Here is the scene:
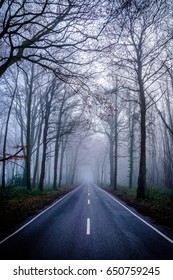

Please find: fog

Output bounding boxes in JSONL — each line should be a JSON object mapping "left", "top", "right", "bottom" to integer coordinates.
{"left": 0, "top": 0, "right": 173, "bottom": 200}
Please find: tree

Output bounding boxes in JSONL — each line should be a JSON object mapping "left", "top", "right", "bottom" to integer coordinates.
{"left": 128, "top": 100, "right": 137, "bottom": 189}
{"left": 39, "top": 77, "right": 56, "bottom": 191}
{"left": 94, "top": 78, "right": 126, "bottom": 190}
{"left": 0, "top": 68, "right": 19, "bottom": 190}
{"left": 106, "top": 0, "right": 170, "bottom": 198}
{"left": 0, "top": 0, "right": 107, "bottom": 79}
{"left": 155, "top": 58, "right": 173, "bottom": 188}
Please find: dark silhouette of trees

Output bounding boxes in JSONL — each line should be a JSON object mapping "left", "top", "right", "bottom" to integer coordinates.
{"left": 1, "top": 0, "right": 173, "bottom": 200}
{"left": 105, "top": 0, "right": 171, "bottom": 198}
{"left": 0, "top": 0, "right": 101, "bottom": 78}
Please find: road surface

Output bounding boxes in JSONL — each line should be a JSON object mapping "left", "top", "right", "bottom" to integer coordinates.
{"left": 0, "top": 184, "right": 173, "bottom": 260}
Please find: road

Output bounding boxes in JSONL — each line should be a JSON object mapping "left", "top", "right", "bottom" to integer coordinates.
{"left": 0, "top": 184, "right": 173, "bottom": 260}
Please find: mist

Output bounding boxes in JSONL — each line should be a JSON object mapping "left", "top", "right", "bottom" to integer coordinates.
{"left": 0, "top": 0, "right": 172, "bottom": 197}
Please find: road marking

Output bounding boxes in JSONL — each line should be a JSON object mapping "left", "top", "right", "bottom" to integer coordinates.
{"left": 95, "top": 185, "right": 173, "bottom": 245}
{"left": 88, "top": 192, "right": 90, "bottom": 196}
{"left": 88, "top": 199, "right": 90, "bottom": 205}
{"left": 0, "top": 186, "right": 82, "bottom": 245}
{"left": 86, "top": 218, "right": 90, "bottom": 235}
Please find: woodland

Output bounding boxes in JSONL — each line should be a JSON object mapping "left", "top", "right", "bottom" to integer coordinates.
{"left": 0, "top": 0, "right": 173, "bottom": 209}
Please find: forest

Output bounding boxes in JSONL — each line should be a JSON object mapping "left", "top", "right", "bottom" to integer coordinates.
{"left": 0, "top": 0, "right": 173, "bottom": 229}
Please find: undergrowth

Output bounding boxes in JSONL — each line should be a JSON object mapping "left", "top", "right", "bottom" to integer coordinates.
{"left": 106, "top": 185, "right": 173, "bottom": 229}
{"left": 0, "top": 186, "right": 73, "bottom": 239}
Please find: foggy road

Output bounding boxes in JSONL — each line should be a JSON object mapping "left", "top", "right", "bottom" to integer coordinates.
{"left": 0, "top": 184, "right": 173, "bottom": 260}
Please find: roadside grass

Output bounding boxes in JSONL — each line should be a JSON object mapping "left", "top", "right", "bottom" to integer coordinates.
{"left": 0, "top": 186, "right": 74, "bottom": 240}
{"left": 1, "top": 184, "right": 173, "bottom": 240}
{"left": 105, "top": 186, "right": 173, "bottom": 230}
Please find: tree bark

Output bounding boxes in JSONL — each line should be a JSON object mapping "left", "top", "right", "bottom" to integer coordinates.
{"left": 109, "top": 125, "right": 114, "bottom": 187}
{"left": 128, "top": 104, "right": 135, "bottom": 189}
{"left": 137, "top": 106, "right": 146, "bottom": 198}
{"left": 26, "top": 66, "right": 34, "bottom": 190}
{"left": 39, "top": 82, "right": 55, "bottom": 191}
{"left": 59, "top": 137, "right": 67, "bottom": 188}
{"left": 137, "top": 60, "right": 146, "bottom": 199}
{"left": 113, "top": 92, "right": 118, "bottom": 190}
{"left": 1, "top": 83, "right": 17, "bottom": 190}
{"left": 53, "top": 92, "right": 66, "bottom": 189}
{"left": 32, "top": 116, "right": 43, "bottom": 188}
{"left": 70, "top": 142, "right": 80, "bottom": 185}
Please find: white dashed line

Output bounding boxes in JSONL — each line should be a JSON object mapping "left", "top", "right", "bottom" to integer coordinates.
{"left": 86, "top": 218, "right": 90, "bottom": 235}
{"left": 88, "top": 199, "right": 90, "bottom": 205}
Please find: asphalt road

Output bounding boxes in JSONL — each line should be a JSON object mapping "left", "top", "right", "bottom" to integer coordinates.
{"left": 0, "top": 184, "right": 173, "bottom": 260}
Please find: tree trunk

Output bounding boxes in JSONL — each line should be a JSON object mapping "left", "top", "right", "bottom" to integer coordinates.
{"left": 1, "top": 85, "right": 16, "bottom": 191}
{"left": 26, "top": 98, "right": 31, "bottom": 190}
{"left": 15, "top": 94, "right": 26, "bottom": 186}
{"left": 39, "top": 82, "right": 55, "bottom": 191}
{"left": 137, "top": 106, "right": 146, "bottom": 198}
{"left": 32, "top": 118, "right": 43, "bottom": 188}
{"left": 129, "top": 105, "right": 135, "bottom": 189}
{"left": 53, "top": 138, "right": 60, "bottom": 189}
{"left": 53, "top": 91, "right": 66, "bottom": 189}
{"left": 70, "top": 141, "right": 81, "bottom": 185}
{"left": 109, "top": 137, "right": 114, "bottom": 186}
{"left": 26, "top": 65, "right": 34, "bottom": 190}
{"left": 136, "top": 54, "right": 147, "bottom": 199}
{"left": 113, "top": 92, "right": 118, "bottom": 190}
{"left": 59, "top": 137, "right": 67, "bottom": 188}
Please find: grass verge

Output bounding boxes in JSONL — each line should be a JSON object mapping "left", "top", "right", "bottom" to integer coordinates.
{"left": 104, "top": 186, "right": 173, "bottom": 230}
{"left": 0, "top": 186, "right": 75, "bottom": 240}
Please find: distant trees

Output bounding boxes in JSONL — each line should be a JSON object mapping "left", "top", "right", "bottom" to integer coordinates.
{"left": 94, "top": 77, "right": 127, "bottom": 190}
{"left": 93, "top": 139, "right": 109, "bottom": 186}
{"left": 155, "top": 57, "right": 173, "bottom": 188}
{"left": 0, "top": 65, "right": 91, "bottom": 190}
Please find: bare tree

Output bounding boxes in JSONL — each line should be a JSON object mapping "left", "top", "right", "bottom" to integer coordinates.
{"left": 0, "top": 0, "right": 107, "bottom": 80}
{"left": 106, "top": 0, "right": 171, "bottom": 198}
{"left": 0, "top": 68, "right": 19, "bottom": 190}
{"left": 39, "top": 77, "right": 56, "bottom": 191}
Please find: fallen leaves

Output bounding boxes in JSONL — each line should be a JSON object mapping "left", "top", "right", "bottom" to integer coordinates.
{"left": 0, "top": 187, "right": 73, "bottom": 240}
